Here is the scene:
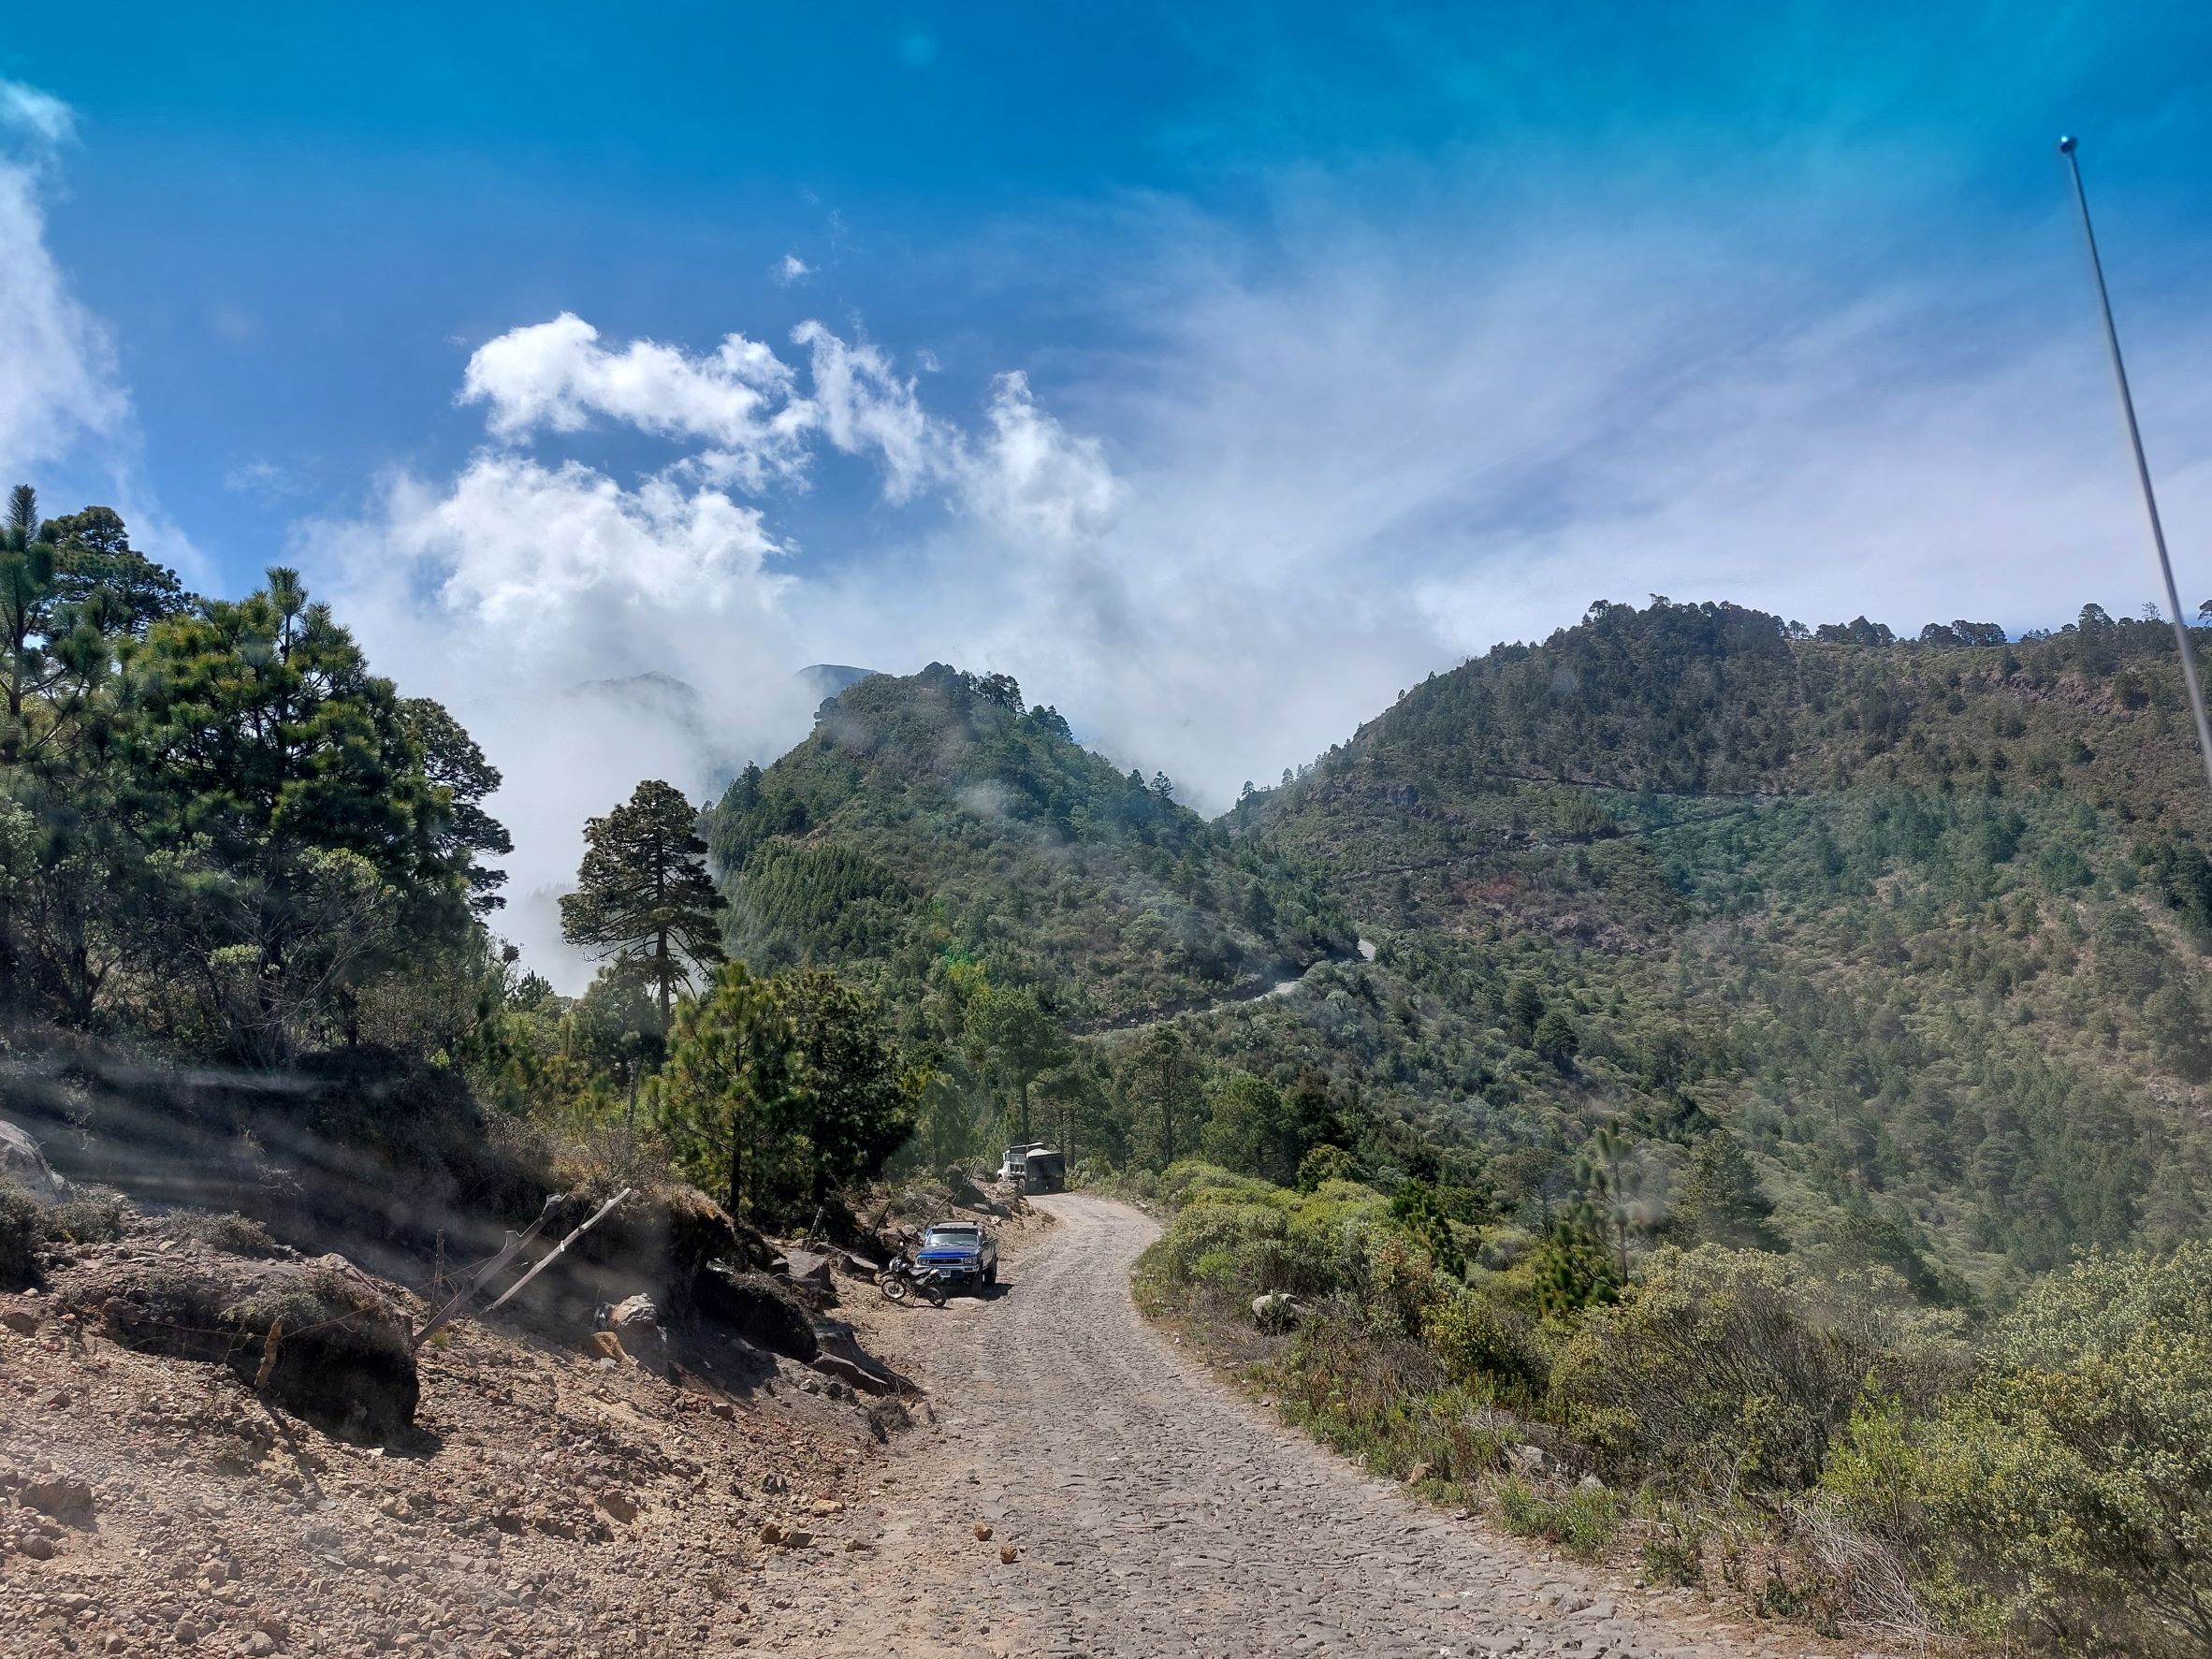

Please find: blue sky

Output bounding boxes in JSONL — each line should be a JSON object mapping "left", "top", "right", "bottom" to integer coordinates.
{"left": 6, "top": 3, "right": 2212, "bottom": 975}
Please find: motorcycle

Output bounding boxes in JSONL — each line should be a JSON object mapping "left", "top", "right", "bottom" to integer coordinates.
{"left": 877, "top": 1251, "right": 948, "bottom": 1307}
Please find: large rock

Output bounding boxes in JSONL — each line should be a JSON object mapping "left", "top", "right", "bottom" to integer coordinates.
{"left": 694, "top": 1263, "right": 818, "bottom": 1361}
{"left": 1251, "top": 1292, "right": 1302, "bottom": 1332}
{"left": 59, "top": 1249, "right": 419, "bottom": 1442}
{"left": 0, "top": 1116, "right": 67, "bottom": 1201}
{"left": 776, "top": 1247, "right": 837, "bottom": 1306}
{"left": 811, "top": 1319, "right": 912, "bottom": 1397}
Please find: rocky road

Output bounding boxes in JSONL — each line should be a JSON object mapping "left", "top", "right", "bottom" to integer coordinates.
{"left": 755, "top": 1194, "right": 1838, "bottom": 1659}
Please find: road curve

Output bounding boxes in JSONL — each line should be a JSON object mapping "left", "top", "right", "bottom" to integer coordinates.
{"left": 753, "top": 1195, "right": 1826, "bottom": 1658}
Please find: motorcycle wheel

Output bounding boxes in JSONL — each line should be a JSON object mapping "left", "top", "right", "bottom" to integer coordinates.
{"left": 919, "top": 1279, "right": 948, "bottom": 1308}
{"left": 879, "top": 1275, "right": 910, "bottom": 1303}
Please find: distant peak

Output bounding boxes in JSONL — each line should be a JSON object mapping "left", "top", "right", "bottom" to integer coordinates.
{"left": 570, "top": 671, "right": 702, "bottom": 706}
{"left": 795, "top": 663, "right": 879, "bottom": 701}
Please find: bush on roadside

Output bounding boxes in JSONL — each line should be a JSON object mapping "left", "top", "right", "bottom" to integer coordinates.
{"left": 167, "top": 1211, "right": 289, "bottom": 1258}
{"left": 1823, "top": 1244, "right": 2212, "bottom": 1656}
{"left": 1549, "top": 1245, "right": 1954, "bottom": 1500}
{"left": 1495, "top": 1476, "right": 1623, "bottom": 1558}
{"left": 1421, "top": 1284, "right": 1546, "bottom": 1404}
{"left": 0, "top": 1181, "right": 38, "bottom": 1288}
{"left": 1136, "top": 1165, "right": 1394, "bottom": 1319}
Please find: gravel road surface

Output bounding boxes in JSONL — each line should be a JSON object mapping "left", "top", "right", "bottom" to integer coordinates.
{"left": 753, "top": 1194, "right": 1841, "bottom": 1658}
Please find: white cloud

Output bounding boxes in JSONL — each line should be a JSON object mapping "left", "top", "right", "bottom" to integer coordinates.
{"left": 792, "top": 321, "right": 945, "bottom": 502}
{"left": 0, "top": 80, "right": 202, "bottom": 581}
{"left": 460, "top": 312, "right": 816, "bottom": 490}
{"left": 225, "top": 458, "right": 311, "bottom": 500}
{"left": 0, "top": 80, "right": 75, "bottom": 147}
{"left": 963, "top": 371, "right": 1119, "bottom": 547}
{"left": 303, "top": 450, "right": 813, "bottom": 989}
{"left": 0, "top": 84, "right": 126, "bottom": 472}
{"left": 374, "top": 455, "right": 788, "bottom": 646}
{"left": 771, "top": 253, "right": 812, "bottom": 285}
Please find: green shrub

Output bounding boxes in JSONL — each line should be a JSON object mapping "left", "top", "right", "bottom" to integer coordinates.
{"left": 1296, "top": 1144, "right": 1357, "bottom": 1191}
{"left": 1640, "top": 1530, "right": 1704, "bottom": 1588}
{"left": 1825, "top": 1245, "right": 2212, "bottom": 1655}
{"left": 1363, "top": 1230, "right": 1442, "bottom": 1336}
{"left": 1494, "top": 1476, "right": 1623, "bottom": 1559}
{"left": 1550, "top": 1245, "right": 1951, "bottom": 1500}
{"left": 0, "top": 1182, "right": 38, "bottom": 1288}
{"left": 1138, "top": 1173, "right": 1390, "bottom": 1317}
{"left": 0, "top": 1181, "right": 127, "bottom": 1288}
{"left": 45, "top": 1187, "right": 126, "bottom": 1245}
{"left": 1420, "top": 1285, "right": 1545, "bottom": 1403}
{"left": 168, "top": 1211, "right": 285, "bottom": 1258}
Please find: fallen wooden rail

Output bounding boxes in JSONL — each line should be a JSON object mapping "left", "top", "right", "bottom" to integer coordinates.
{"left": 411, "top": 1187, "right": 633, "bottom": 1350}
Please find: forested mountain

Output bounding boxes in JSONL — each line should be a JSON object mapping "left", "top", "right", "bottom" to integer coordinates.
{"left": 701, "top": 662, "right": 1352, "bottom": 1024}
{"left": 1253, "top": 596, "right": 2212, "bottom": 920}
{"left": 1199, "top": 598, "right": 2212, "bottom": 1291}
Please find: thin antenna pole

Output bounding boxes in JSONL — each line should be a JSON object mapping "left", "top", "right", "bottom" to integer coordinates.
{"left": 2058, "top": 134, "right": 2212, "bottom": 793}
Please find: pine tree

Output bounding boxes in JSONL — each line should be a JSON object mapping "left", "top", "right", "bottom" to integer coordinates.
{"left": 560, "top": 779, "right": 725, "bottom": 1031}
{"left": 656, "top": 962, "right": 801, "bottom": 1219}
{"left": 963, "top": 983, "right": 1066, "bottom": 1144}
{"left": 781, "top": 968, "right": 914, "bottom": 1203}
{"left": 0, "top": 487, "right": 59, "bottom": 766}
{"left": 1669, "top": 1128, "right": 1783, "bottom": 1252}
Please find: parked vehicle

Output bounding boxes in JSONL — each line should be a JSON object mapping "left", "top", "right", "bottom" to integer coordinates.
{"left": 914, "top": 1220, "right": 999, "bottom": 1288}
{"left": 877, "top": 1252, "right": 948, "bottom": 1306}
{"left": 997, "top": 1142, "right": 1067, "bottom": 1193}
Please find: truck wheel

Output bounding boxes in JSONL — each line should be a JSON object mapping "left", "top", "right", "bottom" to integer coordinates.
{"left": 984, "top": 1262, "right": 998, "bottom": 1288}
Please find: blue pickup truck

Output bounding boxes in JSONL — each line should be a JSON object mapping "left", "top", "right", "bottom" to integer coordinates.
{"left": 914, "top": 1220, "right": 999, "bottom": 1289}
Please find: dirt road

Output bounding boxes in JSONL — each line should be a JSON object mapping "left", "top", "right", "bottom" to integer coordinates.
{"left": 754, "top": 1195, "right": 1830, "bottom": 1658}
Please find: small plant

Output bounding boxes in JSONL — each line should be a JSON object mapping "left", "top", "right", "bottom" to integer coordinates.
{"left": 169, "top": 1212, "right": 285, "bottom": 1258}
{"left": 0, "top": 1181, "right": 39, "bottom": 1288}
{"left": 1642, "top": 1534, "right": 1703, "bottom": 1588}
{"left": 1493, "top": 1477, "right": 1624, "bottom": 1560}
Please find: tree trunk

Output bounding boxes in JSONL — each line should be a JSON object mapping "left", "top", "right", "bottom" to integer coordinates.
{"left": 657, "top": 924, "right": 672, "bottom": 1032}
{"left": 726, "top": 1109, "right": 743, "bottom": 1220}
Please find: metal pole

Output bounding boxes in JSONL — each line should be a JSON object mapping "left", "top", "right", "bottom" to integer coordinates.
{"left": 2058, "top": 135, "right": 2212, "bottom": 793}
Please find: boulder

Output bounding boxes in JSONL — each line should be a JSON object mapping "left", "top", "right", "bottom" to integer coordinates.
{"left": 0, "top": 1117, "right": 67, "bottom": 1201}
{"left": 608, "top": 1293, "right": 658, "bottom": 1332}
{"left": 810, "top": 1352, "right": 892, "bottom": 1396}
{"left": 776, "top": 1248, "right": 837, "bottom": 1306}
{"left": 21, "top": 1475, "right": 95, "bottom": 1523}
{"left": 1251, "top": 1292, "right": 1302, "bottom": 1332}
{"left": 943, "top": 1165, "right": 990, "bottom": 1207}
{"left": 59, "top": 1251, "right": 418, "bottom": 1442}
{"left": 694, "top": 1263, "right": 818, "bottom": 1361}
{"left": 811, "top": 1319, "right": 911, "bottom": 1396}
{"left": 1505, "top": 1443, "right": 1551, "bottom": 1477}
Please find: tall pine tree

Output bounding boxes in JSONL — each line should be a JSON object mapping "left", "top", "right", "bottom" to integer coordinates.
{"left": 560, "top": 779, "right": 725, "bottom": 1030}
